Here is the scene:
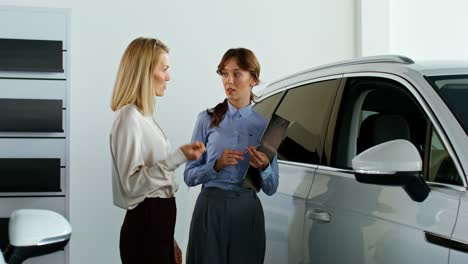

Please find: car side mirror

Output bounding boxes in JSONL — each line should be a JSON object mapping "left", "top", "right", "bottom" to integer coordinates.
{"left": 352, "top": 139, "right": 430, "bottom": 202}
{"left": 3, "top": 209, "right": 72, "bottom": 264}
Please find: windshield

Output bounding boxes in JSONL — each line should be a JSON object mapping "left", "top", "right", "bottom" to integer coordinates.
{"left": 428, "top": 75, "right": 468, "bottom": 135}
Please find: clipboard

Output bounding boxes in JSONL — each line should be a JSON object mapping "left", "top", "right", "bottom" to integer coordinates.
{"left": 242, "top": 114, "right": 290, "bottom": 192}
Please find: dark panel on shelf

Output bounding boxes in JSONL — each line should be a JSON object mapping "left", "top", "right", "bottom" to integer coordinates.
{"left": 0, "top": 218, "right": 8, "bottom": 251}
{"left": 0, "top": 38, "right": 63, "bottom": 73}
{"left": 0, "top": 159, "right": 61, "bottom": 192}
{"left": 0, "top": 99, "right": 63, "bottom": 132}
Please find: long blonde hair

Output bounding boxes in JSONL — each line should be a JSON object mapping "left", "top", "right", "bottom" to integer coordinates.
{"left": 111, "top": 37, "right": 169, "bottom": 116}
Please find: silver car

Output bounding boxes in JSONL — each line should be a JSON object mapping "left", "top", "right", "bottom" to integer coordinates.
{"left": 254, "top": 55, "right": 468, "bottom": 264}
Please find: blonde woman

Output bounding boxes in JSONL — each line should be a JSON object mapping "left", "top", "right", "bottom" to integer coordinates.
{"left": 110, "top": 37, "right": 205, "bottom": 264}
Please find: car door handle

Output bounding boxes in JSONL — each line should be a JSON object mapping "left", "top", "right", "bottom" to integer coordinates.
{"left": 307, "top": 209, "right": 331, "bottom": 223}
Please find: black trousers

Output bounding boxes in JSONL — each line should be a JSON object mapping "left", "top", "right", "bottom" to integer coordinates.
{"left": 120, "top": 197, "right": 176, "bottom": 264}
{"left": 186, "top": 187, "right": 265, "bottom": 264}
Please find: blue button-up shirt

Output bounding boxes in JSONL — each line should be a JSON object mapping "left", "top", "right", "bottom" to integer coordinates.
{"left": 184, "top": 101, "right": 279, "bottom": 195}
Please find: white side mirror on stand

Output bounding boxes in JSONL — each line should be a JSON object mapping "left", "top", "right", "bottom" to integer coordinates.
{"left": 0, "top": 209, "right": 72, "bottom": 264}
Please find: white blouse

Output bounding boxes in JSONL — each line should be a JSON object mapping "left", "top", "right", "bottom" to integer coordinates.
{"left": 110, "top": 104, "right": 187, "bottom": 209}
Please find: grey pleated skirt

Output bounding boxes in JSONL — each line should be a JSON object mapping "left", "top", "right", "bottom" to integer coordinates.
{"left": 186, "top": 187, "right": 265, "bottom": 264}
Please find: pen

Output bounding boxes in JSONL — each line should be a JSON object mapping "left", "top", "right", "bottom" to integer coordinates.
{"left": 242, "top": 144, "right": 261, "bottom": 155}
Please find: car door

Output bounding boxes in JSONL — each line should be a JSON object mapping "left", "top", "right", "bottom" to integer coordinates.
{"left": 426, "top": 74, "right": 468, "bottom": 263}
{"left": 450, "top": 191, "right": 468, "bottom": 264}
{"left": 254, "top": 78, "right": 341, "bottom": 264}
{"left": 304, "top": 75, "right": 464, "bottom": 264}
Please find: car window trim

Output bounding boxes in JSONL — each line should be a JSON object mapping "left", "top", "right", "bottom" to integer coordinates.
{"left": 341, "top": 72, "right": 467, "bottom": 188}
{"left": 426, "top": 182, "right": 467, "bottom": 192}
{"left": 278, "top": 159, "right": 318, "bottom": 170}
{"left": 315, "top": 164, "right": 467, "bottom": 192}
{"left": 259, "top": 74, "right": 343, "bottom": 100}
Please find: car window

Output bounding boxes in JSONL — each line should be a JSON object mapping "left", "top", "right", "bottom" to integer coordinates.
{"left": 330, "top": 77, "right": 463, "bottom": 186}
{"left": 271, "top": 79, "right": 340, "bottom": 165}
{"left": 427, "top": 75, "right": 468, "bottom": 135}
{"left": 427, "top": 128, "right": 462, "bottom": 185}
{"left": 253, "top": 92, "right": 284, "bottom": 120}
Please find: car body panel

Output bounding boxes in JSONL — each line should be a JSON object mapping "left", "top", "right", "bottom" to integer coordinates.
{"left": 260, "top": 162, "right": 316, "bottom": 264}
{"left": 449, "top": 191, "right": 468, "bottom": 264}
{"left": 305, "top": 167, "right": 460, "bottom": 263}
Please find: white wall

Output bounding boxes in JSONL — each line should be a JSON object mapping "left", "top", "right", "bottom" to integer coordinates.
{"left": 0, "top": 0, "right": 355, "bottom": 263}
{"left": 358, "top": 0, "right": 468, "bottom": 60}
{"left": 358, "top": 0, "right": 390, "bottom": 56}
{"left": 390, "top": 0, "right": 468, "bottom": 60}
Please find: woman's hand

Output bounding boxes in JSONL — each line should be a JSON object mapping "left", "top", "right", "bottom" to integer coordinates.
{"left": 214, "top": 149, "right": 244, "bottom": 172}
{"left": 180, "top": 141, "right": 206, "bottom": 160}
{"left": 174, "top": 239, "right": 182, "bottom": 264}
{"left": 247, "top": 145, "right": 269, "bottom": 170}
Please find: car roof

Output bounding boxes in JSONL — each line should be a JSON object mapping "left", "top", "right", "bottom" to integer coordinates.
{"left": 258, "top": 55, "right": 468, "bottom": 97}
